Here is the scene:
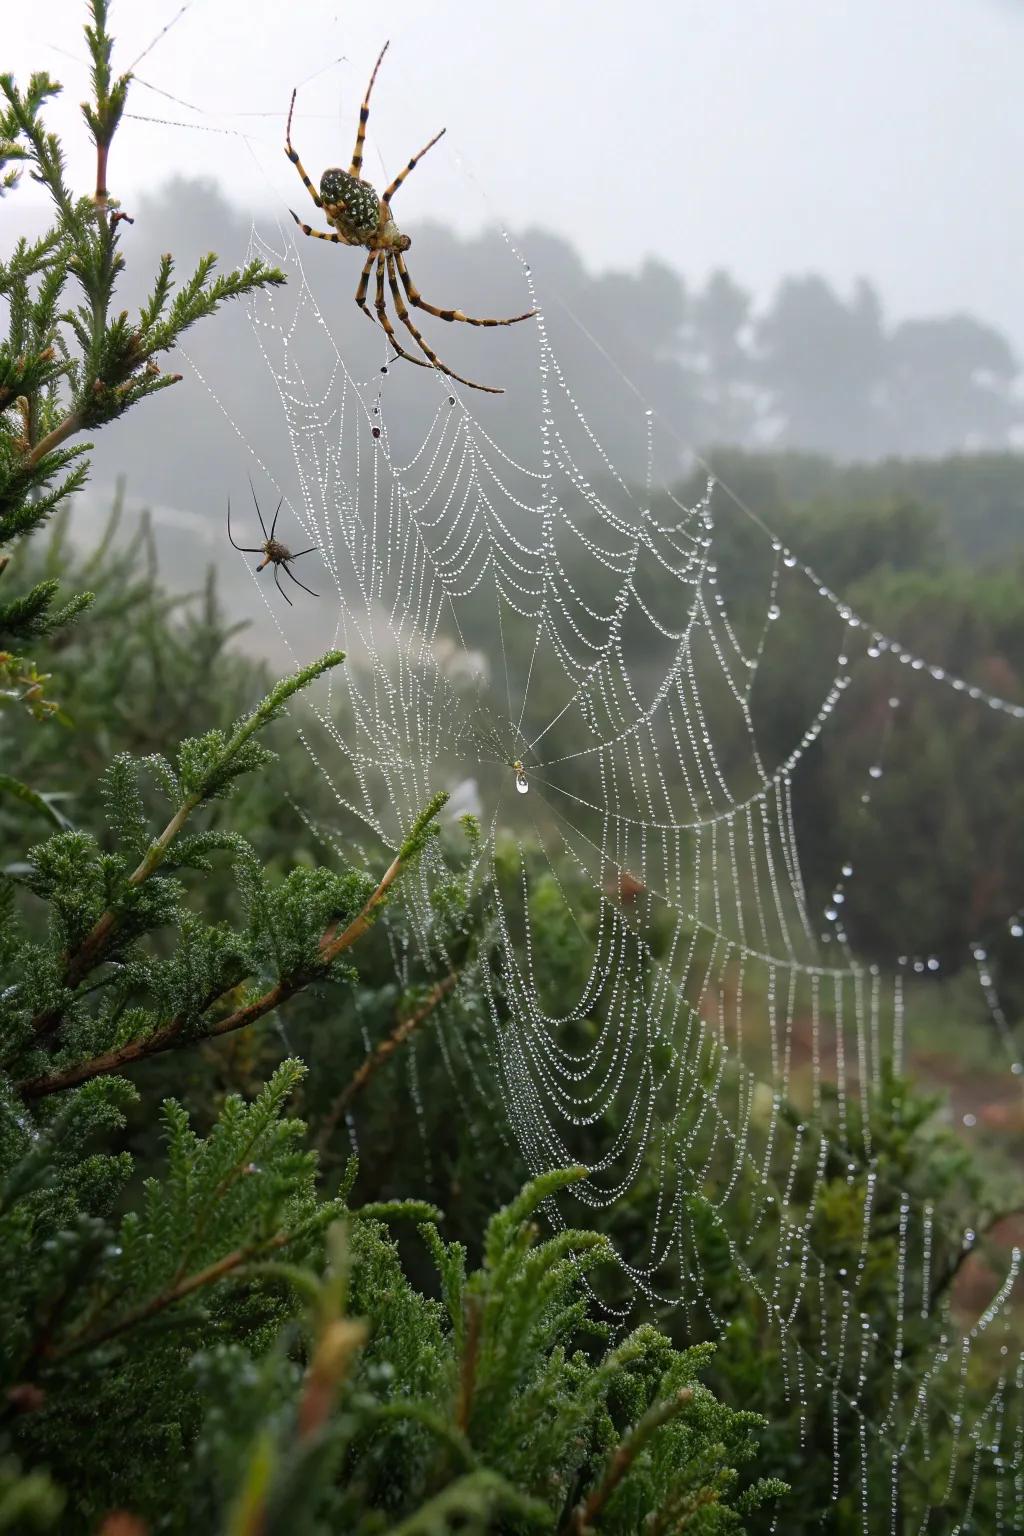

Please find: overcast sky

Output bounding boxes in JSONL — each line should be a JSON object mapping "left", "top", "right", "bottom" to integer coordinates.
{"left": 5, "top": 0, "right": 1023, "bottom": 354}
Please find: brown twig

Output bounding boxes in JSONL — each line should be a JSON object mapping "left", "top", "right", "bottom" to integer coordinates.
{"left": 20, "top": 833, "right": 430, "bottom": 1098}
{"left": 646, "top": 1484, "right": 719, "bottom": 1536}
{"left": 457, "top": 1294, "right": 483, "bottom": 1434}
{"left": 31, "top": 793, "right": 202, "bottom": 1037}
{"left": 318, "top": 849, "right": 405, "bottom": 962}
{"left": 296, "top": 1317, "right": 367, "bottom": 1441}
{"left": 563, "top": 1389, "right": 693, "bottom": 1535}
{"left": 51, "top": 1227, "right": 294, "bottom": 1360}
{"left": 316, "top": 972, "right": 458, "bottom": 1152}
{"left": 23, "top": 409, "right": 86, "bottom": 471}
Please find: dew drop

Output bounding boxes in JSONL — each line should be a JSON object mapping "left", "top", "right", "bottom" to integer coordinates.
{"left": 767, "top": 603, "right": 780, "bottom": 621}
{"left": 868, "top": 764, "right": 883, "bottom": 779}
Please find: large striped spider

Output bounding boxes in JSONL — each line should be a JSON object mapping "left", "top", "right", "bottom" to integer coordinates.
{"left": 286, "top": 42, "right": 537, "bottom": 395}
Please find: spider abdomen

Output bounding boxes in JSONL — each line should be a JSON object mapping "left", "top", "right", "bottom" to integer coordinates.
{"left": 320, "top": 168, "right": 381, "bottom": 242}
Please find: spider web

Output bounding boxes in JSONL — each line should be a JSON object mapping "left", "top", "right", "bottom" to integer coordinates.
{"left": 185, "top": 219, "right": 1024, "bottom": 1532}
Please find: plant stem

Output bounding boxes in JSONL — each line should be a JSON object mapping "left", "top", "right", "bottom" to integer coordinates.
{"left": 563, "top": 1389, "right": 693, "bottom": 1535}
{"left": 457, "top": 1294, "right": 482, "bottom": 1434}
{"left": 31, "top": 793, "right": 202, "bottom": 1036}
{"left": 20, "top": 820, "right": 441, "bottom": 1097}
{"left": 318, "top": 850, "right": 405, "bottom": 963}
{"left": 53, "top": 1228, "right": 294, "bottom": 1359}
{"left": 315, "top": 972, "right": 458, "bottom": 1151}
{"left": 24, "top": 410, "right": 85, "bottom": 470}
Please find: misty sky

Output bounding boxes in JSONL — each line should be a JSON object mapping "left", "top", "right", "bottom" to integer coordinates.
{"left": 6, "top": 0, "right": 1024, "bottom": 358}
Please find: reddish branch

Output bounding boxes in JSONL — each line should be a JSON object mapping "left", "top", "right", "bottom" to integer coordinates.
{"left": 316, "top": 971, "right": 458, "bottom": 1151}
{"left": 564, "top": 1389, "right": 694, "bottom": 1535}
{"left": 31, "top": 795, "right": 202, "bottom": 1037}
{"left": 52, "top": 1227, "right": 295, "bottom": 1360}
{"left": 20, "top": 841, "right": 424, "bottom": 1099}
{"left": 457, "top": 1294, "right": 483, "bottom": 1435}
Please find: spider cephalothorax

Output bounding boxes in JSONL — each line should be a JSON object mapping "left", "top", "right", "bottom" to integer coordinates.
{"left": 286, "top": 42, "right": 537, "bottom": 394}
{"left": 227, "top": 484, "right": 318, "bottom": 607}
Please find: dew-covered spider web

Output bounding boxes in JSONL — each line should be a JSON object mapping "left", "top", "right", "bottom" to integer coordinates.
{"left": 184, "top": 215, "right": 1024, "bottom": 1533}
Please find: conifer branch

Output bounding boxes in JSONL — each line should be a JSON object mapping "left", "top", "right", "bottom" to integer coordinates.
{"left": 645, "top": 1483, "right": 720, "bottom": 1536}
{"left": 1, "top": 8, "right": 285, "bottom": 658}
{"left": 318, "top": 790, "right": 449, "bottom": 963}
{"left": 53, "top": 1226, "right": 297, "bottom": 1359}
{"left": 29, "top": 652, "right": 344, "bottom": 1038}
{"left": 564, "top": 1388, "right": 694, "bottom": 1535}
{"left": 457, "top": 1294, "right": 483, "bottom": 1434}
{"left": 19, "top": 787, "right": 449, "bottom": 1096}
{"left": 315, "top": 971, "right": 459, "bottom": 1151}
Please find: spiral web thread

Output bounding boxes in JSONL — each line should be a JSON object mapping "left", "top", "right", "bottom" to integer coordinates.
{"left": 192, "top": 221, "right": 1024, "bottom": 1531}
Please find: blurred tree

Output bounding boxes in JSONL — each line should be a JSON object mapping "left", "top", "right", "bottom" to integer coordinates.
{"left": 755, "top": 276, "right": 887, "bottom": 459}
{"left": 689, "top": 268, "right": 758, "bottom": 445}
{"left": 885, "top": 314, "right": 1022, "bottom": 456}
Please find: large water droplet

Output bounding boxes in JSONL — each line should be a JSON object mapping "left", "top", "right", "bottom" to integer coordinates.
{"left": 767, "top": 603, "right": 780, "bottom": 621}
{"left": 515, "top": 770, "right": 529, "bottom": 795}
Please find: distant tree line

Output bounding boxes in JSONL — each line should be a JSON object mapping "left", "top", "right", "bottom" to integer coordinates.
{"left": 86, "top": 178, "right": 1023, "bottom": 526}
{"left": 518, "top": 231, "right": 1022, "bottom": 462}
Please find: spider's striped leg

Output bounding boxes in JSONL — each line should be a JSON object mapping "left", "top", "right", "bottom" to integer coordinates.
{"left": 269, "top": 496, "right": 284, "bottom": 540}
{"left": 289, "top": 546, "right": 318, "bottom": 559}
{"left": 272, "top": 565, "right": 294, "bottom": 607}
{"left": 227, "top": 500, "right": 263, "bottom": 554}
{"left": 381, "top": 128, "right": 446, "bottom": 206}
{"left": 394, "top": 251, "right": 537, "bottom": 327}
{"left": 282, "top": 562, "right": 319, "bottom": 598}
{"left": 355, "top": 252, "right": 377, "bottom": 323}
{"left": 349, "top": 41, "right": 389, "bottom": 179}
{"left": 385, "top": 253, "right": 503, "bottom": 394}
{"left": 289, "top": 209, "right": 351, "bottom": 245}
{"left": 373, "top": 254, "right": 433, "bottom": 373}
{"left": 285, "top": 90, "right": 323, "bottom": 209}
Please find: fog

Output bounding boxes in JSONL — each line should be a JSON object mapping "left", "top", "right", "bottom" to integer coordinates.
{"left": 6, "top": 0, "right": 1023, "bottom": 351}
{"left": 4, "top": 0, "right": 1023, "bottom": 636}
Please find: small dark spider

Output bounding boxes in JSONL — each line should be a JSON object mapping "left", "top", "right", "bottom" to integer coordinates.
{"left": 286, "top": 42, "right": 538, "bottom": 394}
{"left": 227, "top": 483, "right": 318, "bottom": 607}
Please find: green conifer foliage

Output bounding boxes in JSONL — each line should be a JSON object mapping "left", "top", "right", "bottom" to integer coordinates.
{"left": 0, "top": 0, "right": 283, "bottom": 817}
{"left": 0, "top": 6, "right": 790, "bottom": 1529}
